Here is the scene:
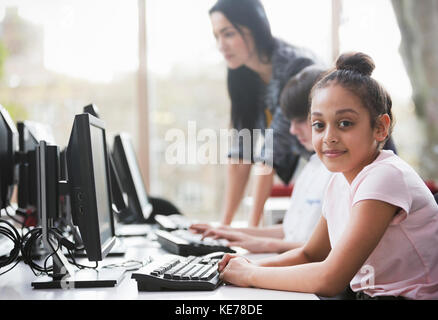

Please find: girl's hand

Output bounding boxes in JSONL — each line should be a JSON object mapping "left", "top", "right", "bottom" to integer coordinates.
{"left": 218, "top": 254, "right": 255, "bottom": 287}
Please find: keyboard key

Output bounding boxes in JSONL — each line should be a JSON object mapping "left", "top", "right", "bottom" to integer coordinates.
{"left": 200, "top": 265, "right": 218, "bottom": 280}
{"left": 163, "top": 263, "right": 188, "bottom": 279}
{"left": 182, "top": 265, "right": 204, "bottom": 280}
{"left": 170, "top": 258, "right": 180, "bottom": 267}
{"left": 172, "top": 264, "right": 197, "bottom": 280}
{"left": 190, "top": 264, "right": 213, "bottom": 280}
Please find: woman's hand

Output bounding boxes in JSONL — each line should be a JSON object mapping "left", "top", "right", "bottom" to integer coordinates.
{"left": 218, "top": 254, "right": 255, "bottom": 287}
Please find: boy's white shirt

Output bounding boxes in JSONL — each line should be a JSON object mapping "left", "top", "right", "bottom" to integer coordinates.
{"left": 282, "top": 154, "right": 333, "bottom": 242}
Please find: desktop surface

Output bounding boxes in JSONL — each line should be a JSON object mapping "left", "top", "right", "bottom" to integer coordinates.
{"left": 0, "top": 235, "right": 317, "bottom": 300}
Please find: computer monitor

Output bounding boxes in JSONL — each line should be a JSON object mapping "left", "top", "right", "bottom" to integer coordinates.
{"left": 66, "top": 113, "right": 116, "bottom": 261}
{"left": 0, "top": 104, "right": 19, "bottom": 210}
{"left": 17, "top": 121, "right": 55, "bottom": 215}
{"left": 112, "top": 133, "right": 152, "bottom": 223}
{"left": 31, "top": 113, "right": 125, "bottom": 289}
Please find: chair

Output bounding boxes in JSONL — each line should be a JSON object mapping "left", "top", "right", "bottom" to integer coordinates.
{"left": 146, "top": 196, "right": 182, "bottom": 224}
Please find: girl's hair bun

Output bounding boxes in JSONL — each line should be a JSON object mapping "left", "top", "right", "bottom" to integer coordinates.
{"left": 335, "top": 52, "right": 375, "bottom": 76}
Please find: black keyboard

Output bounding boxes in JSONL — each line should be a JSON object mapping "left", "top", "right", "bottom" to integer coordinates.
{"left": 131, "top": 254, "right": 223, "bottom": 291}
{"left": 155, "top": 229, "right": 236, "bottom": 256}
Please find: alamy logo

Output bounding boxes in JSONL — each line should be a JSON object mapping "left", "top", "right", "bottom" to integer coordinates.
{"left": 164, "top": 121, "right": 274, "bottom": 175}
{"left": 359, "top": 264, "right": 375, "bottom": 290}
{"left": 59, "top": 266, "right": 75, "bottom": 290}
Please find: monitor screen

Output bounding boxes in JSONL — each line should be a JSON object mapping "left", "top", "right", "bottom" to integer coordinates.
{"left": 90, "top": 124, "right": 112, "bottom": 248}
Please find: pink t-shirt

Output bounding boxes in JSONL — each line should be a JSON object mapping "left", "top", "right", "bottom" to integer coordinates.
{"left": 322, "top": 150, "right": 438, "bottom": 299}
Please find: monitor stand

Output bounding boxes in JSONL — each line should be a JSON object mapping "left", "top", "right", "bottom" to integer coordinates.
{"left": 30, "top": 226, "right": 126, "bottom": 289}
{"left": 31, "top": 267, "right": 126, "bottom": 289}
{"left": 31, "top": 227, "right": 127, "bottom": 289}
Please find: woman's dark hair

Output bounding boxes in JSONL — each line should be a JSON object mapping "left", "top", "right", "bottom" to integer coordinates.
{"left": 280, "top": 65, "right": 326, "bottom": 121}
{"left": 210, "top": 0, "right": 275, "bottom": 131}
{"left": 209, "top": 0, "right": 275, "bottom": 63}
{"left": 311, "top": 52, "right": 394, "bottom": 146}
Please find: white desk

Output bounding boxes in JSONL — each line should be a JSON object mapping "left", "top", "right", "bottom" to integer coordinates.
{"left": 0, "top": 236, "right": 317, "bottom": 301}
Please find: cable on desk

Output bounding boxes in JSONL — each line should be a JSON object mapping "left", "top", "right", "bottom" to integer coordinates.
{"left": 66, "top": 248, "right": 98, "bottom": 270}
{"left": 20, "top": 226, "right": 97, "bottom": 276}
{"left": 48, "top": 226, "right": 99, "bottom": 270}
{"left": 0, "top": 218, "right": 22, "bottom": 276}
{"left": 102, "top": 258, "right": 152, "bottom": 272}
{"left": 20, "top": 227, "right": 53, "bottom": 276}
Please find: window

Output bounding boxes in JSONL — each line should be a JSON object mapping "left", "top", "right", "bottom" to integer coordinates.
{"left": 0, "top": 0, "right": 416, "bottom": 223}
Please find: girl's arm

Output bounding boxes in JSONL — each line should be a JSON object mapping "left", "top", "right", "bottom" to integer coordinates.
{"left": 254, "top": 216, "right": 331, "bottom": 267}
{"left": 220, "top": 200, "right": 397, "bottom": 296}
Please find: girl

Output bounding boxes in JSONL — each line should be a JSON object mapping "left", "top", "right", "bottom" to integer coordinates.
{"left": 209, "top": 0, "right": 320, "bottom": 227}
{"left": 217, "top": 52, "right": 438, "bottom": 299}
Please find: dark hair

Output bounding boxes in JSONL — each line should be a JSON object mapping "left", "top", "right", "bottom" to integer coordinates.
{"left": 210, "top": 0, "right": 275, "bottom": 131}
{"left": 311, "top": 52, "right": 394, "bottom": 146}
{"left": 280, "top": 65, "right": 326, "bottom": 121}
{"left": 209, "top": 0, "right": 275, "bottom": 63}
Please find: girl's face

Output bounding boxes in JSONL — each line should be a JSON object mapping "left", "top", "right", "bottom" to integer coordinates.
{"left": 310, "top": 84, "right": 389, "bottom": 183}
{"left": 210, "top": 11, "right": 256, "bottom": 69}
{"left": 289, "top": 118, "right": 314, "bottom": 152}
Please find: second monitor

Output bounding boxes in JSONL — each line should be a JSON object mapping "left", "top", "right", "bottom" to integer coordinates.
{"left": 112, "top": 133, "right": 153, "bottom": 224}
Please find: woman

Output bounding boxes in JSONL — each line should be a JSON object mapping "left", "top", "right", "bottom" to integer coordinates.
{"left": 209, "top": 0, "right": 321, "bottom": 226}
